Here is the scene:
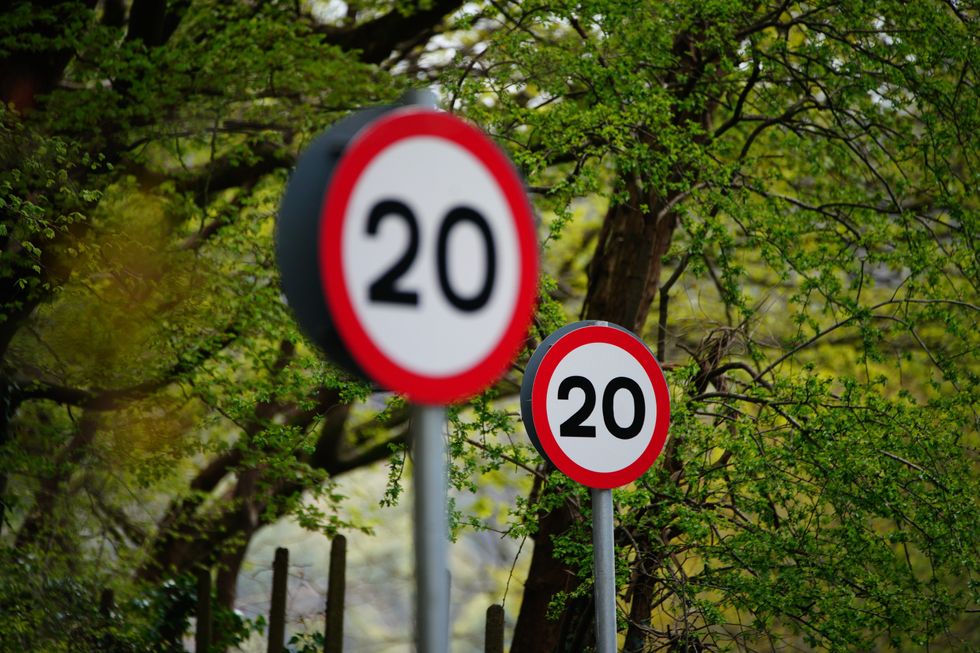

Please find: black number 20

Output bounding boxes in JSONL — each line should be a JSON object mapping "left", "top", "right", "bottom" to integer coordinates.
{"left": 558, "top": 375, "right": 645, "bottom": 440}
{"left": 366, "top": 199, "right": 496, "bottom": 312}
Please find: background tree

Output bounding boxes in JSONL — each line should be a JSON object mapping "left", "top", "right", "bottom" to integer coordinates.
{"left": 0, "top": 1, "right": 467, "bottom": 648}
{"left": 448, "top": 2, "right": 979, "bottom": 650}
{"left": 1, "top": 1, "right": 978, "bottom": 652}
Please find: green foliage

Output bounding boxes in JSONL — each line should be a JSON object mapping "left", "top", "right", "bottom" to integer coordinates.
{"left": 0, "top": 109, "right": 102, "bottom": 313}
{"left": 288, "top": 630, "right": 325, "bottom": 653}
{"left": 0, "top": 0, "right": 407, "bottom": 647}
{"left": 658, "top": 373, "right": 979, "bottom": 649}
{"left": 445, "top": 1, "right": 979, "bottom": 650}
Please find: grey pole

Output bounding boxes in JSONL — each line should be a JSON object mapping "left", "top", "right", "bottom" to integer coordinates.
{"left": 592, "top": 488, "right": 617, "bottom": 653}
{"left": 401, "top": 88, "right": 438, "bottom": 108}
{"left": 412, "top": 404, "right": 450, "bottom": 653}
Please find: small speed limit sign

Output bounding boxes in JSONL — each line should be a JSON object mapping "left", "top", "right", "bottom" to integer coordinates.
{"left": 521, "top": 322, "right": 670, "bottom": 488}
{"left": 315, "top": 108, "right": 538, "bottom": 403}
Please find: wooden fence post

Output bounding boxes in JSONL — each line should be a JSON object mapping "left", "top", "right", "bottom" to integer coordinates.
{"left": 96, "top": 588, "right": 115, "bottom": 650}
{"left": 195, "top": 568, "right": 212, "bottom": 653}
{"left": 268, "top": 547, "right": 289, "bottom": 653}
{"left": 99, "top": 588, "right": 114, "bottom": 618}
{"left": 325, "top": 534, "right": 347, "bottom": 652}
{"left": 485, "top": 603, "right": 504, "bottom": 653}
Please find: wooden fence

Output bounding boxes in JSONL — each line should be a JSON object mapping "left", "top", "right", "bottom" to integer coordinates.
{"left": 186, "top": 534, "right": 505, "bottom": 652}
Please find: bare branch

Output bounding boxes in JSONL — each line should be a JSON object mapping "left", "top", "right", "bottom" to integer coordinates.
{"left": 713, "top": 56, "right": 762, "bottom": 139}
{"left": 13, "top": 324, "right": 241, "bottom": 410}
{"left": 322, "top": 0, "right": 467, "bottom": 65}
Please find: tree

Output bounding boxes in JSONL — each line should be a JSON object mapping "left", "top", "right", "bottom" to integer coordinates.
{"left": 449, "top": 2, "right": 979, "bottom": 650}
{"left": 0, "top": 1, "right": 465, "bottom": 648}
{"left": 1, "top": 1, "right": 978, "bottom": 651}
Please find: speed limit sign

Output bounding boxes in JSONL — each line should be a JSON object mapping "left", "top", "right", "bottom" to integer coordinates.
{"left": 520, "top": 321, "right": 670, "bottom": 488}
{"left": 278, "top": 103, "right": 538, "bottom": 404}
{"left": 278, "top": 96, "right": 536, "bottom": 653}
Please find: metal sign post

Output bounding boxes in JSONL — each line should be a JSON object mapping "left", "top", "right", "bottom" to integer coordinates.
{"left": 592, "top": 488, "right": 616, "bottom": 653}
{"left": 412, "top": 404, "right": 449, "bottom": 653}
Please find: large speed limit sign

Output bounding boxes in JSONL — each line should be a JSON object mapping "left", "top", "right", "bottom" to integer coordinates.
{"left": 278, "top": 105, "right": 538, "bottom": 404}
{"left": 521, "top": 322, "right": 670, "bottom": 488}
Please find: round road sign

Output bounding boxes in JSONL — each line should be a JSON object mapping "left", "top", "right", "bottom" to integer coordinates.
{"left": 319, "top": 108, "right": 538, "bottom": 404}
{"left": 520, "top": 321, "right": 670, "bottom": 488}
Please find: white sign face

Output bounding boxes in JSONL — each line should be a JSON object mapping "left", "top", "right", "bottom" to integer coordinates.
{"left": 341, "top": 137, "right": 519, "bottom": 376}
{"left": 544, "top": 342, "right": 659, "bottom": 473}
{"left": 521, "top": 322, "right": 670, "bottom": 488}
{"left": 320, "top": 109, "right": 538, "bottom": 403}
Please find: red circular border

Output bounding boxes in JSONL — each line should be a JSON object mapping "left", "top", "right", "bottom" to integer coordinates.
{"left": 319, "top": 108, "right": 539, "bottom": 404}
{"left": 530, "top": 325, "right": 670, "bottom": 488}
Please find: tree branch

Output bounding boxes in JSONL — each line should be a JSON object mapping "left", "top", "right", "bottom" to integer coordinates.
{"left": 713, "top": 56, "right": 762, "bottom": 139}
{"left": 13, "top": 324, "right": 241, "bottom": 410}
{"left": 322, "top": 0, "right": 467, "bottom": 65}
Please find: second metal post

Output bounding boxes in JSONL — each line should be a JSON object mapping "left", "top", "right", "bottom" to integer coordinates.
{"left": 592, "top": 488, "right": 616, "bottom": 653}
{"left": 412, "top": 404, "right": 450, "bottom": 653}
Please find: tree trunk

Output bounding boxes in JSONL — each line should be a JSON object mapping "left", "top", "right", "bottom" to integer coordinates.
{"left": 583, "top": 177, "right": 679, "bottom": 331}
{"left": 509, "top": 474, "right": 580, "bottom": 651}
{"left": 0, "top": 381, "right": 12, "bottom": 536}
{"left": 15, "top": 411, "right": 98, "bottom": 550}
